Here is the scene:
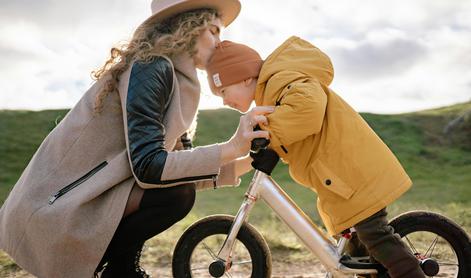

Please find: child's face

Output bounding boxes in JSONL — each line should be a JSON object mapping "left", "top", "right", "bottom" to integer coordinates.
{"left": 214, "top": 79, "right": 256, "bottom": 113}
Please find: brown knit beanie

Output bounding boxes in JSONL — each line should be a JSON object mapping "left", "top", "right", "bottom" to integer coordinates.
{"left": 206, "top": 40, "right": 263, "bottom": 93}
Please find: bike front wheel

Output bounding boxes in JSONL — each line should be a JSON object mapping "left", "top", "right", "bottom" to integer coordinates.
{"left": 172, "top": 214, "right": 272, "bottom": 278}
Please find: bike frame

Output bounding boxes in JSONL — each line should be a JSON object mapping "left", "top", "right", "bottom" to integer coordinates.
{"left": 216, "top": 170, "right": 378, "bottom": 277}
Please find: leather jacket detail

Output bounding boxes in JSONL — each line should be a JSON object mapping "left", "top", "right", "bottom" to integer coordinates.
{"left": 126, "top": 57, "right": 174, "bottom": 184}
{"left": 126, "top": 57, "right": 219, "bottom": 186}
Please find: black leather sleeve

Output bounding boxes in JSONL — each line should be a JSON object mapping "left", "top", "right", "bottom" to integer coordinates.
{"left": 126, "top": 57, "right": 173, "bottom": 184}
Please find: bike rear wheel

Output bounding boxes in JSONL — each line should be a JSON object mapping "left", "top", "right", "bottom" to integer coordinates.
{"left": 387, "top": 211, "right": 471, "bottom": 277}
{"left": 172, "top": 214, "right": 271, "bottom": 278}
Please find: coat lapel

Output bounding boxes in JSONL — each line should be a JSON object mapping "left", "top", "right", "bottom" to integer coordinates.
{"left": 163, "top": 53, "right": 200, "bottom": 150}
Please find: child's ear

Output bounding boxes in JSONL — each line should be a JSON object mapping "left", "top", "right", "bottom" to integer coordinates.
{"left": 244, "top": 78, "right": 254, "bottom": 86}
{"left": 210, "top": 88, "right": 220, "bottom": 97}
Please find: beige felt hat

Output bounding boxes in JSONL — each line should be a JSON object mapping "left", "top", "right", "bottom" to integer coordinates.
{"left": 139, "top": 0, "right": 241, "bottom": 28}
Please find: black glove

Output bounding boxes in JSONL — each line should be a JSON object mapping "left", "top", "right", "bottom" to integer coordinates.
{"left": 250, "top": 148, "right": 279, "bottom": 175}
{"left": 250, "top": 125, "right": 270, "bottom": 153}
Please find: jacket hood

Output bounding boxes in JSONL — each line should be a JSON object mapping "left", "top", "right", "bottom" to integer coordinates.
{"left": 257, "top": 36, "right": 334, "bottom": 88}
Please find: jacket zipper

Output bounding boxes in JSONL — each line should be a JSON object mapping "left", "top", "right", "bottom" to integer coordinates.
{"left": 155, "top": 174, "right": 218, "bottom": 185}
{"left": 48, "top": 161, "right": 108, "bottom": 205}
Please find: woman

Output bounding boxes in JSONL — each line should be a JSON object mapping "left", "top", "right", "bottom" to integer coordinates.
{"left": 0, "top": 0, "right": 273, "bottom": 277}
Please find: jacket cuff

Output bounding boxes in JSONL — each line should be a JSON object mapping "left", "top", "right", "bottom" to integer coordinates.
{"left": 260, "top": 122, "right": 283, "bottom": 148}
{"left": 194, "top": 161, "right": 241, "bottom": 191}
{"left": 216, "top": 161, "right": 241, "bottom": 187}
{"left": 161, "top": 144, "right": 221, "bottom": 182}
{"left": 268, "top": 130, "right": 283, "bottom": 148}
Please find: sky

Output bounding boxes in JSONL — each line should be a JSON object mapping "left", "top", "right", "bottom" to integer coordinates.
{"left": 0, "top": 0, "right": 470, "bottom": 114}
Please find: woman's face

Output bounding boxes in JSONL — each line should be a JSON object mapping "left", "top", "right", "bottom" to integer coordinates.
{"left": 193, "top": 17, "right": 223, "bottom": 70}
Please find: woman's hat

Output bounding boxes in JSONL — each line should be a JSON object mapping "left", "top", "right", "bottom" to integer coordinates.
{"left": 139, "top": 0, "right": 241, "bottom": 28}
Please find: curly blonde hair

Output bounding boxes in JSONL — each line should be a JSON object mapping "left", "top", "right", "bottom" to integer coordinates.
{"left": 92, "top": 8, "right": 218, "bottom": 113}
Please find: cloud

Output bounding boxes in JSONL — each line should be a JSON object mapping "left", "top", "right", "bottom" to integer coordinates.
{"left": 326, "top": 30, "right": 427, "bottom": 79}
{"left": 0, "top": 0, "right": 470, "bottom": 113}
{"left": 0, "top": 0, "right": 148, "bottom": 30}
{"left": 0, "top": 0, "right": 151, "bottom": 110}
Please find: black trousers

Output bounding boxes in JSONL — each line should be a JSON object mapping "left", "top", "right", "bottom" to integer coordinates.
{"left": 98, "top": 183, "right": 196, "bottom": 267}
{"left": 354, "top": 208, "right": 425, "bottom": 278}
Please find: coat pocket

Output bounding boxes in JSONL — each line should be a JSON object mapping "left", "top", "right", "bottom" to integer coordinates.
{"left": 48, "top": 161, "right": 108, "bottom": 204}
{"left": 312, "top": 159, "right": 354, "bottom": 199}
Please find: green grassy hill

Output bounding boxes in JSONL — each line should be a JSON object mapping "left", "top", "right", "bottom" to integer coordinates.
{"left": 1, "top": 102, "right": 471, "bottom": 274}
{"left": 192, "top": 103, "right": 471, "bottom": 230}
{"left": 1, "top": 103, "right": 471, "bottom": 227}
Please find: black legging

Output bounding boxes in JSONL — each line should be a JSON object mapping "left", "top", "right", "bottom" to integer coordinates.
{"left": 99, "top": 183, "right": 196, "bottom": 267}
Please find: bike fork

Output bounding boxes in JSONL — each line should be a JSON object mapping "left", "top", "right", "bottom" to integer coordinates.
{"left": 215, "top": 171, "right": 263, "bottom": 269}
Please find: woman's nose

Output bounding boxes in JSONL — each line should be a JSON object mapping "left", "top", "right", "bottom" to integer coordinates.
{"left": 214, "top": 34, "right": 221, "bottom": 44}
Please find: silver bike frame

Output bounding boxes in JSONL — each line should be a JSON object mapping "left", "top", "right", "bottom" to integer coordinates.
{"left": 216, "top": 170, "right": 378, "bottom": 277}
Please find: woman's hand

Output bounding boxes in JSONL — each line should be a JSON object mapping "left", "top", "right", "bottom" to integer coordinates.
{"left": 221, "top": 106, "right": 275, "bottom": 164}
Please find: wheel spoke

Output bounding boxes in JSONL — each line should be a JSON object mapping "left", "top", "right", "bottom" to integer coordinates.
{"left": 225, "top": 271, "right": 233, "bottom": 278}
{"left": 404, "top": 235, "right": 419, "bottom": 254}
{"left": 191, "top": 264, "right": 209, "bottom": 271}
{"left": 438, "top": 261, "right": 459, "bottom": 266}
{"left": 425, "top": 236, "right": 439, "bottom": 257}
{"left": 202, "top": 241, "right": 218, "bottom": 260}
{"left": 231, "top": 260, "right": 252, "bottom": 266}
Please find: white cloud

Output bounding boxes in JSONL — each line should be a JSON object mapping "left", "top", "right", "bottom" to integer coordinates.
{"left": 0, "top": 0, "right": 149, "bottom": 109}
{"left": 0, "top": 0, "right": 470, "bottom": 113}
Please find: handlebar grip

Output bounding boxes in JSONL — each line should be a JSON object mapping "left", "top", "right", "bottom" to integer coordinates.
{"left": 250, "top": 125, "right": 270, "bottom": 153}
{"left": 251, "top": 138, "right": 270, "bottom": 152}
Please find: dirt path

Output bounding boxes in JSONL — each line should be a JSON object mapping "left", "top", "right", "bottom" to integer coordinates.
{"left": 0, "top": 248, "right": 458, "bottom": 277}
{"left": 2, "top": 252, "right": 328, "bottom": 278}
{"left": 145, "top": 260, "right": 326, "bottom": 278}
{"left": 0, "top": 259, "right": 459, "bottom": 277}
{"left": 1, "top": 261, "right": 326, "bottom": 278}
{"left": 2, "top": 242, "right": 328, "bottom": 277}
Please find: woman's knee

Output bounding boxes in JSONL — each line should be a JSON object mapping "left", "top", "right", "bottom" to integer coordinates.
{"left": 173, "top": 183, "right": 196, "bottom": 218}
{"left": 143, "top": 183, "right": 195, "bottom": 214}
{"left": 138, "top": 183, "right": 195, "bottom": 220}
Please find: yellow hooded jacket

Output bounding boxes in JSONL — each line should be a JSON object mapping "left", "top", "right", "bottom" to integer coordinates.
{"left": 255, "top": 36, "right": 412, "bottom": 235}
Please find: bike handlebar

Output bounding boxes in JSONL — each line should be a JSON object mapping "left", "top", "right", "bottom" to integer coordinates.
{"left": 250, "top": 125, "right": 279, "bottom": 175}
{"left": 250, "top": 125, "right": 270, "bottom": 153}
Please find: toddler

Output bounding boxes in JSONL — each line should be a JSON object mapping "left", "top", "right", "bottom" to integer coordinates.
{"left": 206, "top": 37, "right": 425, "bottom": 278}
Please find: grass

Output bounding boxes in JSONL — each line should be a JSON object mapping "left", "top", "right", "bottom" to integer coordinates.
{"left": 1, "top": 101, "right": 471, "bottom": 275}
{"left": 0, "top": 109, "right": 69, "bottom": 202}
{"left": 192, "top": 104, "right": 471, "bottom": 231}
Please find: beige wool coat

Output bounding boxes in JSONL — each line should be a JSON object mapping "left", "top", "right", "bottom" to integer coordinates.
{"left": 0, "top": 55, "right": 239, "bottom": 278}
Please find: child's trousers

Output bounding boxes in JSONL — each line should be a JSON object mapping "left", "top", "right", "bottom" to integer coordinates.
{"left": 353, "top": 208, "right": 425, "bottom": 278}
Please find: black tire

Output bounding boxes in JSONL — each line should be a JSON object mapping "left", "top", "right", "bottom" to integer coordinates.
{"left": 172, "top": 214, "right": 272, "bottom": 278}
{"left": 389, "top": 211, "right": 471, "bottom": 277}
